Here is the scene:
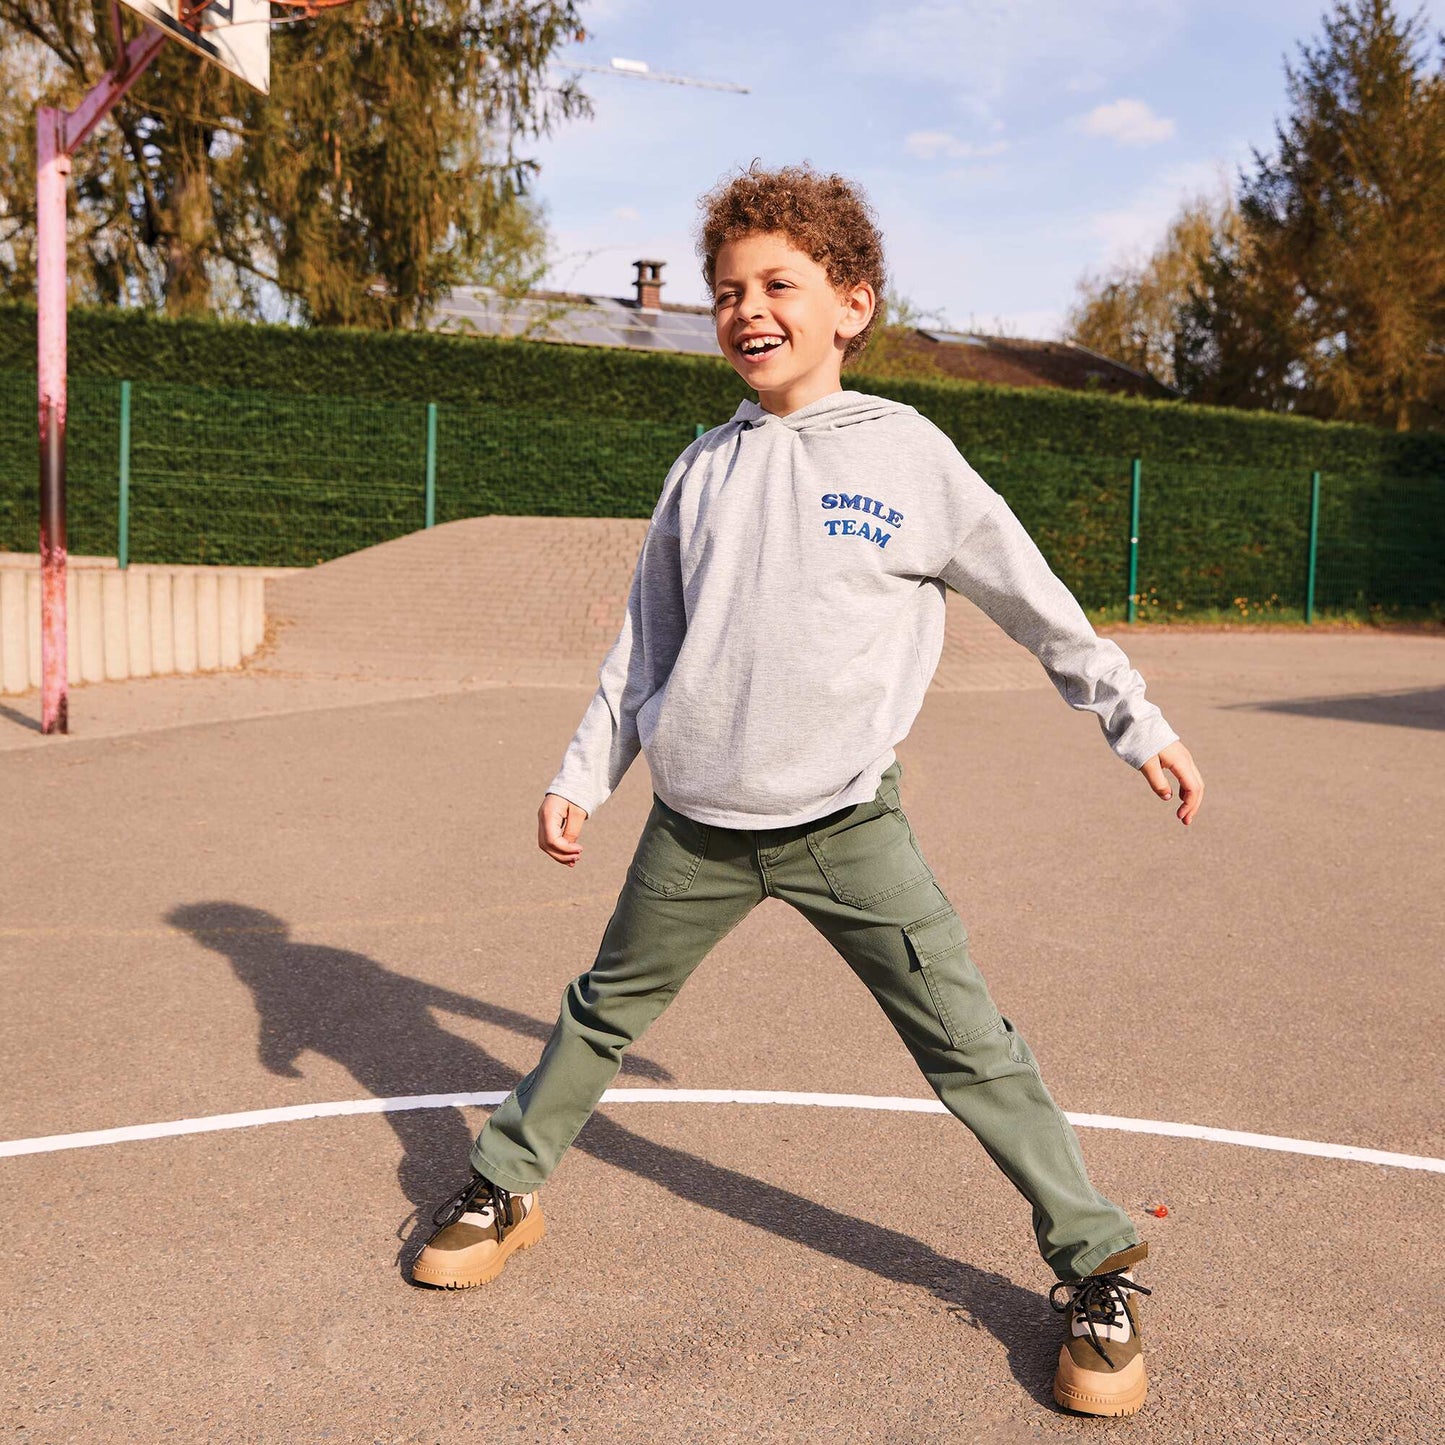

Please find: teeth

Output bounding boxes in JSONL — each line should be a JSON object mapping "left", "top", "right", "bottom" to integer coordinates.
{"left": 740, "top": 337, "right": 783, "bottom": 354}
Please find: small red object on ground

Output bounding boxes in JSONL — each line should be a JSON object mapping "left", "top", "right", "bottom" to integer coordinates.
{"left": 1149, "top": 1204, "right": 1169, "bottom": 1218}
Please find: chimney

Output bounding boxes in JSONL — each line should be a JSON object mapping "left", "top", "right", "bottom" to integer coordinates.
{"left": 633, "top": 259, "right": 664, "bottom": 311}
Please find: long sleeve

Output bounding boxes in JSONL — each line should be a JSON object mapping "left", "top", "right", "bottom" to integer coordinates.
{"left": 937, "top": 495, "right": 1179, "bottom": 768}
{"left": 544, "top": 517, "right": 687, "bottom": 815}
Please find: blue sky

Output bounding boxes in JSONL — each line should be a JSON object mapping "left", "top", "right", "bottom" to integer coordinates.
{"left": 527, "top": 0, "right": 1445, "bottom": 339}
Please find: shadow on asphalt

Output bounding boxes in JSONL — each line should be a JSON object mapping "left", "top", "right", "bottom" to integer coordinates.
{"left": 1229, "top": 684, "right": 1445, "bottom": 732}
{"left": 572, "top": 1109, "right": 1059, "bottom": 1408}
{"left": 167, "top": 900, "right": 1057, "bottom": 1410}
{"left": 166, "top": 902, "right": 673, "bottom": 1213}
{"left": 0, "top": 702, "right": 41, "bottom": 733}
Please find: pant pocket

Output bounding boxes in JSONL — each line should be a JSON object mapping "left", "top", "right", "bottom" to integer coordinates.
{"left": 807, "top": 804, "right": 933, "bottom": 908}
{"left": 902, "top": 905, "right": 1002, "bottom": 1050}
{"left": 628, "top": 797, "right": 710, "bottom": 897}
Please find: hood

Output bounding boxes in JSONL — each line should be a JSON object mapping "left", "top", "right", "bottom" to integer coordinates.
{"left": 728, "top": 389, "right": 917, "bottom": 433}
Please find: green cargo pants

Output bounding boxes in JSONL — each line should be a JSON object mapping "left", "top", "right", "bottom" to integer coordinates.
{"left": 472, "top": 759, "right": 1140, "bottom": 1280}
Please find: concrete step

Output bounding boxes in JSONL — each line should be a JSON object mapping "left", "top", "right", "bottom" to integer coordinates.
{"left": 0, "top": 553, "right": 285, "bottom": 696}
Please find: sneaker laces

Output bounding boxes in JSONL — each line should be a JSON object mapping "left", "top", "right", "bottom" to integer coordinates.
{"left": 431, "top": 1170, "right": 514, "bottom": 1237}
{"left": 1049, "top": 1269, "right": 1152, "bottom": 1368}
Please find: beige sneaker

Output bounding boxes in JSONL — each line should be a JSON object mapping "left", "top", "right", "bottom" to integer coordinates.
{"left": 1050, "top": 1242, "right": 1151, "bottom": 1417}
{"left": 411, "top": 1170, "right": 545, "bottom": 1289}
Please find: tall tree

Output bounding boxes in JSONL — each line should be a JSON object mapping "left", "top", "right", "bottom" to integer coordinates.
{"left": 0, "top": 37, "right": 42, "bottom": 302}
{"left": 1179, "top": 0, "right": 1445, "bottom": 429}
{"left": 1065, "top": 178, "right": 1242, "bottom": 392}
{"left": 0, "top": 1, "right": 590, "bottom": 325}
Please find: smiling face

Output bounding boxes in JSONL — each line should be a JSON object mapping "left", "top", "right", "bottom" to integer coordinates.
{"left": 711, "top": 231, "right": 875, "bottom": 416}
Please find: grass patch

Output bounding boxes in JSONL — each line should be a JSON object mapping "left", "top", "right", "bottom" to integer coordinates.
{"left": 1092, "top": 594, "right": 1445, "bottom": 631}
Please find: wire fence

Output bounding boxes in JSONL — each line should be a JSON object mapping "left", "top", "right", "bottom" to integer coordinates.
{"left": 1, "top": 371, "right": 1441, "bottom": 621}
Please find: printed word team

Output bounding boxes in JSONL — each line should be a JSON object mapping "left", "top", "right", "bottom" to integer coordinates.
{"left": 821, "top": 492, "right": 904, "bottom": 549}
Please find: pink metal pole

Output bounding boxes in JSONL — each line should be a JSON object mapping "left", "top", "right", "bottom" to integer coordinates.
{"left": 33, "top": 21, "right": 167, "bottom": 735}
{"left": 65, "top": 26, "right": 169, "bottom": 152}
{"left": 36, "top": 106, "right": 70, "bottom": 735}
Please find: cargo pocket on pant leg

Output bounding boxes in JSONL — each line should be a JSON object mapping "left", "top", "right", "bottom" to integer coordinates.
{"left": 628, "top": 797, "right": 710, "bottom": 897}
{"left": 902, "top": 905, "right": 1002, "bottom": 1050}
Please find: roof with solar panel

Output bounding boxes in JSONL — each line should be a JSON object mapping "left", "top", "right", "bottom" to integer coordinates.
{"left": 428, "top": 260, "right": 1176, "bottom": 399}
{"left": 430, "top": 261, "right": 724, "bottom": 359}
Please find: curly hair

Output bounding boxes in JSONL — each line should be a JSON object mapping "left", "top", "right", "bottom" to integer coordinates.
{"left": 695, "top": 161, "right": 888, "bottom": 363}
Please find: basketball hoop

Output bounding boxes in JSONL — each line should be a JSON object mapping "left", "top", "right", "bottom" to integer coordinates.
{"left": 177, "top": 0, "right": 356, "bottom": 15}
{"left": 172, "top": 0, "right": 357, "bottom": 35}
{"left": 257, "top": 0, "right": 359, "bottom": 17}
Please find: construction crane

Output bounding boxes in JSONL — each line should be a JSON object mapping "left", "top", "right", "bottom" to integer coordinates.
{"left": 561, "top": 56, "right": 748, "bottom": 94}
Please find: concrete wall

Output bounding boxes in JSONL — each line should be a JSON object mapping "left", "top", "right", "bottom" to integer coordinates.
{"left": 0, "top": 555, "right": 296, "bottom": 696}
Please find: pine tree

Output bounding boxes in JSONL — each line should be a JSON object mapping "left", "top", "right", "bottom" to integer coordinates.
{"left": 1179, "top": 0, "right": 1445, "bottom": 429}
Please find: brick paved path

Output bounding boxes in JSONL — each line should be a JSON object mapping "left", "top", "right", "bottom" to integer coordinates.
{"left": 262, "top": 517, "right": 1053, "bottom": 692}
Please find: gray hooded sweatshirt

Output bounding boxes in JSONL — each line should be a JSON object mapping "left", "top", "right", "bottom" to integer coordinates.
{"left": 546, "top": 389, "right": 1178, "bottom": 829}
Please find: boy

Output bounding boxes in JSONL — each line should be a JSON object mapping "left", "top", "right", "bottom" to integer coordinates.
{"left": 412, "top": 163, "right": 1203, "bottom": 1419}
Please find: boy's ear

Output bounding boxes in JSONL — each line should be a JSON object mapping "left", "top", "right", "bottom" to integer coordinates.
{"left": 836, "top": 280, "right": 876, "bottom": 344}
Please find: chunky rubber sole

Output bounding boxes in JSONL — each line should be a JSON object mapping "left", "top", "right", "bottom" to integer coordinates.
{"left": 1053, "top": 1348, "right": 1147, "bottom": 1417}
{"left": 410, "top": 1202, "right": 546, "bottom": 1289}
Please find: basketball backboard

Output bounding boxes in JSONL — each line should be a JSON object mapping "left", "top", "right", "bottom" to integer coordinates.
{"left": 119, "top": 0, "right": 270, "bottom": 95}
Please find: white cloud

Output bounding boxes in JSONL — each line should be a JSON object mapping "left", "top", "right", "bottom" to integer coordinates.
{"left": 573, "top": 0, "right": 643, "bottom": 27}
{"left": 1080, "top": 158, "right": 1234, "bottom": 268}
{"left": 612, "top": 205, "right": 641, "bottom": 222}
{"left": 904, "top": 131, "right": 1009, "bottom": 161}
{"left": 837, "top": 1, "right": 1185, "bottom": 105}
{"left": 1076, "top": 98, "right": 1176, "bottom": 146}
{"left": 1065, "top": 72, "right": 1108, "bottom": 94}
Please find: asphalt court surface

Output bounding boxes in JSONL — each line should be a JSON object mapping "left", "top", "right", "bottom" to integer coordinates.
{"left": 3, "top": 616, "right": 1444, "bottom": 1442}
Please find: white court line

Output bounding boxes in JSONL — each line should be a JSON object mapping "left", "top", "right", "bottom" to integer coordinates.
{"left": 1, "top": 1089, "right": 1442, "bottom": 1173}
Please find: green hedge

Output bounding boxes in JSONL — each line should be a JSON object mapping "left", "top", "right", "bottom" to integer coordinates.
{"left": 0, "top": 303, "right": 1440, "bottom": 611}
{"left": 0, "top": 373, "right": 702, "bottom": 567}
{"left": 0, "top": 372, "right": 122, "bottom": 558}
{"left": 3, "top": 301, "right": 1443, "bottom": 477}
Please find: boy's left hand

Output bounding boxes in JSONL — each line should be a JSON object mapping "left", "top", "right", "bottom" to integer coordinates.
{"left": 1140, "top": 741, "right": 1204, "bottom": 826}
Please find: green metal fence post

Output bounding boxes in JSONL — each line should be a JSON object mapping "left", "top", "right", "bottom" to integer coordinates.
{"left": 1127, "top": 457, "right": 1141, "bottom": 623}
{"left": 1305, "top": 469, "right": 1321, "bottom": 624}
{"left": 117, "top": 379, "right": 132, "bottom": 569}
{"left": 425, "top": 401, "right": 438, "bottom": 529}
{"left": 694, "top": 423, "right": 705, "bottom": 440}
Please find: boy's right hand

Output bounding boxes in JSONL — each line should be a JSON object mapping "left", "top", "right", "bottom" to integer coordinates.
{"left": 539, "top": 792, "right": 588, "bottom": 867}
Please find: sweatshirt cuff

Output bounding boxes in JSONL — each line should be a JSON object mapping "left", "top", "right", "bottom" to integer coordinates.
{"left": 544, "top": 779, "right": 603, "bottom": 815}
{"left": 1112, "top": 715, "right": 1180, "bottom": 770}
